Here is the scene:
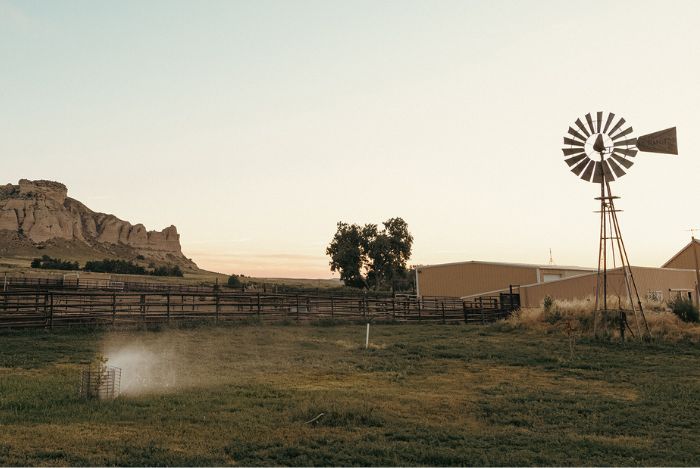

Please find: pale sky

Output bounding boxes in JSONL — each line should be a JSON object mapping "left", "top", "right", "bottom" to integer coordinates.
{"left": 2, "top": 0, "right": 699, "bottom": 278}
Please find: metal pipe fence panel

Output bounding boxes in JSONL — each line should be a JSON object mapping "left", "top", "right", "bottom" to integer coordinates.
{"left": 0, "top": 291, "right": 516, "bottom": 329}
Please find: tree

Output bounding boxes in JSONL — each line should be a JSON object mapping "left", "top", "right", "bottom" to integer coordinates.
{"left": 326, "top": 218, "right": 413, "bottom": 290}
{"left": 326, "top": 222, "right": 367, "bottom": 288}
{"left": 227, "top": 274, "right": 243, "bottom": 288}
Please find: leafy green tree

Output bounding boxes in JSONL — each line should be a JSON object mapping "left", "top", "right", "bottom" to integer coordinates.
{"left": 326, "top": 222, "right": 367, "bottom": 288}
{"left": 326, "top": 218, "right": 413, "bottom": 290}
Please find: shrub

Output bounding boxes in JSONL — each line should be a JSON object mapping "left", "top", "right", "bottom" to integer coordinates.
{"left": 151, "top": 265, "right": 184, "bottom": 277}
{"left": 83, "top": 259, "right": 183, "bottom": 277}
{"left": 668, "top": 297, "right": 699, "bottom": 323}
{"left": 543, "top": 295, "right": 554, "bottom": 313}
{"left": 227, "top": 274, "right": 243, "bottom": 288}
{"left": 30, "top": 255, "right": 80, "bottom": 270}
{"left": 84, "top": 259, "right": 146, "bottom": 275}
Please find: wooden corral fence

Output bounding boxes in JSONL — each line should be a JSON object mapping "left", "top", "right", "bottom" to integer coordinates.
{"left": 0, "top": 291, "right": 516, "bottom": 329}
{"left": 1, "top": 275, "right": 396, "bottom": 297}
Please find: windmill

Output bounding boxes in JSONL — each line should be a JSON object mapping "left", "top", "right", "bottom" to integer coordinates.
{"left": 561, "top": 112, "right": 678, "bottom": 340}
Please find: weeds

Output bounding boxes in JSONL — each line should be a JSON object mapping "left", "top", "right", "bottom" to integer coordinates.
{"left": 507, "top": 296, "right": 700, "bottom": 343}
{"left": 668, "top": 297, "right": 700, "bottom": 323}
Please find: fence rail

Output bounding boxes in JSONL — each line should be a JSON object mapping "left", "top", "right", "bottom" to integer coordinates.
{"left": 0, "top": 290, "right": 515, "bottom": 329}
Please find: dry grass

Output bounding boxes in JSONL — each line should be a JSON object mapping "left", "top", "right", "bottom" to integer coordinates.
{"left": 506, "top": 296, "right": 700, "bottom": 343}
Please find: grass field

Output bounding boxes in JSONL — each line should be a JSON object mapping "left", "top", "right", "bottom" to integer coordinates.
{"left": 1, "top": 323, "right": 699, "bottom": 466}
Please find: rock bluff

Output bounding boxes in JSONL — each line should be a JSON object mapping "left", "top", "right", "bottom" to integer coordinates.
{"left": 0, "top": 179, "right": 196, "bottom": 268}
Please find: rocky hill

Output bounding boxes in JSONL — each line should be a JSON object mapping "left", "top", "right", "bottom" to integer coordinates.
{"left": 0, "top": 179, "right": 197, "bottom": 270}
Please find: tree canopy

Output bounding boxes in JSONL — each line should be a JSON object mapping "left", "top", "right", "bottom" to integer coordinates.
{"left": 326, "top": 217, "right": 413, "bottom": 290}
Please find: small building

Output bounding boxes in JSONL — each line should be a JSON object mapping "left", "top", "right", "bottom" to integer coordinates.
{"left": 416, "top": 242, "right": 700, "bottom": 308}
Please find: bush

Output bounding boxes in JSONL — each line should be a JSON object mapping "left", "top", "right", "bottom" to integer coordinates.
{"left": 227, "top": 274, "right": 243, "bottom": 288}
{"left": 84, "top": 259, "right": 146, "bottom": 275}
{"left": 83, "top": 259, "right": 183, "bottom": 277}
{"left": 543, "top": 295, "right": 554, "bottom": 313}
{"left": 151, "top": 265, "right": 184, "bottom": 277}
{"left": 30, "top": 255, "right": 80, "bottom": 271}
{"left": 668, "top": 297, "right": 699, "bottom": 323}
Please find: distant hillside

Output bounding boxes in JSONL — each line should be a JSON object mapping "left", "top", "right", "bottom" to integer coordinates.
{"left": 0, "top": 179, "right": 198, "bottom": 270}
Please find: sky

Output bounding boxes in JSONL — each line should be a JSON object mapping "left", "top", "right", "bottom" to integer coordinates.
{"left": 1, "top": 0, "right": 699, "bottom": 278}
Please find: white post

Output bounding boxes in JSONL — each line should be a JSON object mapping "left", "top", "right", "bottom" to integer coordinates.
{"left": 3, "top": 272, "right": 6, "bottom": 292}
{"left": 365, "top": 323, "right": 370, "bottom": 349}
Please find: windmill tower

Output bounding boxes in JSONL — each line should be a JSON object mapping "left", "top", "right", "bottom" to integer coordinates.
{"left": 561, "top": 112, "right": 678, "bottom": 340}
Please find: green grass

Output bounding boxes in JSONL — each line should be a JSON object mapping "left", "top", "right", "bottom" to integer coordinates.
{"left": 1, "top": 323, "right": 699, "bottom": 466}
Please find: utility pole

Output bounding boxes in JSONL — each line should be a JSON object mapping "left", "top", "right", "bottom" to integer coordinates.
{"left": 688, "top": 228, "right": 700, "bottom": 307}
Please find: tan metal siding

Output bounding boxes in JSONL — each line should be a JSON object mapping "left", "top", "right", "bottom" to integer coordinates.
{"left": 518, "top": 267, "right": 697, "bottom": 308}
{"left": 664, "top": 241, "right": 700, "bottom": 270}
{"left": 417, "top": 263, "right": 538, "bottom": 298}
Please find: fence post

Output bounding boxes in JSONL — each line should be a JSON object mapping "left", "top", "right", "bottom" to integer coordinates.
{"left": 42, "top": 293, "right": 48, "bottom": 326}
{"left": 418, "top": 298, "right": 422, "bottom": 322}
{"left": 296, "top": 295, "right": 300, "bottom": 322}
{"left": 392, "top": 297, "right": 396, "bottom": 322}
{"left": 112, "top": 293, "right": 116, "bottom": 325}
{"left": 214, "top": 291, "right": 219, "bottom": 322}
{"left": 140, "top": 294, "right": 146, "bottom": 324}
{"left": 330, "top": 296, "right": 335, "bottom": 320}
{"left": 166, "top": 292, "right": 171, "bottom": 323}
{"left": 441, "top": 301, "right": 446, "bottom": 324}
{"left": 49, "top": 293, "right": 54, "bottom": 330}
{"left": 479, "top": 296, "right": 484, "bottom": 325}
{"left": 257, "top": 293, "right": 261, "bottom": 319}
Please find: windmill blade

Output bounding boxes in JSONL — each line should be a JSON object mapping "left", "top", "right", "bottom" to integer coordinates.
{"left": 602, "top": 112, "right": 615, "bottom": 133}
{"left": 596, "top": 111, "right": 603, "bottom": 132}
{"left": 567, "top": 127, "right": 587, "bottom": 142}
{"left": 572, "top": 159, "right": 595, "bottom": 178}
{"left": 602, "top": 160, "right": 615, "bottom": 181}
{"left": 615, "top": 148, "right": 638, "bottom": 157}
{"left": 608, "top": 117, "right": 626, "bottom": 136}
{"left": 636, "top": 127, "right": 678, "bottom": 154}
{"left": 565, "top": 154, "right": 587, "bottom": 167}
{"left": 591, "top": 161, "right": 604, "bottom": 183}
{"left": 614, "top": 138, "right": 637, "bottom": 147}
{"left": 611, "top": 126, "right": 634, "bottom": 141}
{"left": 562, "top": 148, "right": 585, "bottom": 156}
{"left": 571, "top": 158, "right": 590, "bottom": 176}
{"left": 612, "top": 154, "right": 634, "bottom": 169}
{"left": 575, "top": 118, "right": 590, "bottom": 137}
{"left": 563, "top": 137, "right": 585, "bottom": 147}
{"left": 585, "top": 113, "right": 595, "bottom": 134}
{"left": 607, "top": 158, "right": 626, "bottom": 178}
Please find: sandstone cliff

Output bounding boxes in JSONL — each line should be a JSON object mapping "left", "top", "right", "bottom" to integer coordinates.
{"left": 0, "top": 180, "right": 197, "bottom": 269}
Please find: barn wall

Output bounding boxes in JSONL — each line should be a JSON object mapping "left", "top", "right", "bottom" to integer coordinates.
{"left": 417, "top": 263, "right": 538, "bottom": 298}
{"left": 663, "top": 241, "right": 700, "bottom": 270}
{"left": 517, "top": 267, "right": 697, "bottom": 308}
